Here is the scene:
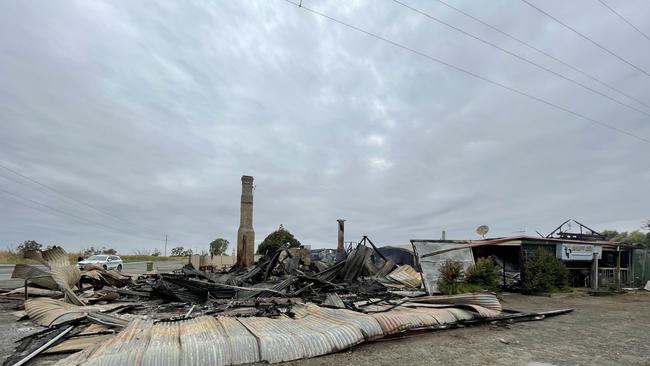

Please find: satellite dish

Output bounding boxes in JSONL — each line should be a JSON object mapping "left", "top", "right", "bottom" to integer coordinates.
{"left": 476, "top": 225, "right": 489, "bottom": 238}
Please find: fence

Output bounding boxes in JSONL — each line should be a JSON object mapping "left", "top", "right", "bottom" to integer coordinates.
{"left": 598, "top": 268, "right": 629, "bottom": 288}
{"left": 632, "top": 249, "right": 650, "bottom": 287}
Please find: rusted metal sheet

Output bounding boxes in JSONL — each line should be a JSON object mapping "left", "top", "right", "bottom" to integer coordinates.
{"left": 43, "top": 334, "right": 114, "bottom": 354}
{"left": 370, "top": 307, "right": 436, "bottom": 334}
{"left": 56, "top": 303, "right": 503, "bottom": 366}
{"left": 400, "top": 302, "right": 501, "bottom": 318}
{"left": 142, "top": 321, "right": 180, "bottom": 365}
{"left": 307, "top": 304, "right": 384, "bottom": 340}
{"left": 386, "top": 265, "right": 422, "bottom": 288}
{"left": 66, "top": 318, "right": 154, "bottom": 365}
{"left": 239, "top": 316, "right": 312, "bottom": 362}
{"left": 11, "top": 264, "right": 59, "bottom": 289}
{"left": 408, "top": 292, "right": 502, "bottom": 312}
{"left": 24, "top": 298, "right": 128, "bottom": 327}
{"left": 23, "top": 246, "right": 84, "bottom": 305}
{"left": 216, "top": 316, "right": 260, "bottom": 365}
{"left": 292, "top": 304, "right": 366, "bottom": 351}
{"left": 365, "top": 304, "right": 481, "bottom": 334}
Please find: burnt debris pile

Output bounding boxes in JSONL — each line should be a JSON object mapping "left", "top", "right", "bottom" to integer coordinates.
{"left": 1, "top": 245, "right": 571, "bottom": 366}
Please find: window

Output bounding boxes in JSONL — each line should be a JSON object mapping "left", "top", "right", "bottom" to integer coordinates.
{"left": 87, "top": 255, "right": 108, "bottom": 261}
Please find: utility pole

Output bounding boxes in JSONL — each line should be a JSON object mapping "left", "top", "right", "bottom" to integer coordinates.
{"left": 164, "top": 235, "right": 168, "bottom": 257}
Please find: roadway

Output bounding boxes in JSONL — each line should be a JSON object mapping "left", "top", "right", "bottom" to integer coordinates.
{"left": 0, "top": 260, "right": 186, "bottom": 284}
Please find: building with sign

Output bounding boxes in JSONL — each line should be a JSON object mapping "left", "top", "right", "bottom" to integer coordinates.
{"left": 413, "top": 220, "right": 648, "bottom": 290}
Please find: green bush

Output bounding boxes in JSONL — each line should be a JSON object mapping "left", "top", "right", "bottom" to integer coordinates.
{"left": 437, "top": 260, "right": 465, "bottom": 294}
{"left": 465, "top": 257, "right": 499, "bottom": 291}
{"left": 522, "top": 249, "right": 569, "bottom": 293}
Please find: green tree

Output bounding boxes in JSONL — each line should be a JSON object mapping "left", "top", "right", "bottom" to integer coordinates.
{"left": 600, "top": 230, "right": 619, "bottom": 241}
{"left": 624, "top": 231, "right": 647, "bottom": 245}
{"left": 17, "top": 240, "right": 42, "bottom": 254}
{"left": 437, "top": 260, "right": 464, "bottom": 295}
{"left": 170, "top": 246, "right": 185, "bottom": 256}
{"left": 257, "top": 224, "right": 301, "bottom": 254}
{"left": 209, "top": 238, "right": 229, "bottom": 255}
{"left": 464, "top": 257, "right": 499, "bottom": 291}
{"left": 82, "top": 246, "right": 98, "bottom": 257}
{"left": 602, "top": 229, "right": 649, "bottom": 247}
{"left": 522, "top": 249, "right": 568, "bottom": 293}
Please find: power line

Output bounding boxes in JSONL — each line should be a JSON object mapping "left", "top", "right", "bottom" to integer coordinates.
{"left": 281, "top": 0, "right": 650, "bottom": 144}
{"left": 597, "top": 0, "right": 650, "bottom": 42}
{"left": 0, "top": 163, "right": 136, "bottom": 225}
{"left": 0, "top": 163, "right": 165, "bottom": 238}
{"left": 432, "top": 0, "right": 650, "bottom": 111}
{"left": 390, "top": 0, "right": 650, "bottom": 118}
{"left": 0, "top": 187, "right": 162, "bottom": 242}
{"left": 520, "top": 0, "right": 650, "bottom": 78}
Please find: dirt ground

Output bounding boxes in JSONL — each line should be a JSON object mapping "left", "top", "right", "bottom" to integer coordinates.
{"left": 1, "top": 291, "right": 649, "bottom": 366}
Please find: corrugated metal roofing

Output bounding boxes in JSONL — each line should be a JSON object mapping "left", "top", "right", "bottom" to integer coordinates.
{"left": 400, "top": 302, "right": 502, "bottom": 318}
{"left": 11, "top": 264, "right": 59, "bottom": 290}
{"left": 44, "top": 334, "right": 114, "bottom": 354}
{"left": 386, "top": 264, "right": 422, "bottom": 288}
{"left": 216, "top": 316, "right": 260, "bottom": 365}
{"left": 22, "top": 246, "right": 84, "bottom": 305}
{"left": 308, "top": 304, "right": 384, "bottom": 340}
{"left": 56, "top": 302, "right": 501, "bottom": 366}
{"left": 408, "top": 292, "right": 502, "bottom": 312}
{"left": 24, "top": 298, "right": 129, "bottom": 327}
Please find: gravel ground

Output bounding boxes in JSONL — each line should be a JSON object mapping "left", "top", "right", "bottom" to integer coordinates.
{"left": 1, "top": 291, "right": 648, "bottom": 366}
{"left": 280, "top": 291, "right": 650, "bottom": 366}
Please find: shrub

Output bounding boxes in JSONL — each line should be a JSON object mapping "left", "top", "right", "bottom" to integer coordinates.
{"left": 437, "top": 260, "right": 465, "bottom": 294}
{"left": 258, "top": 224, "right": 301, "bottom": 254}
{"left": 17, "top": 240, "right": 42, "bottom": 254}
{"left": 522, "top": 249, "right": 569, "bottom": 293}
{"left": 465, "top": 257, "right": 499, "bottom": 291}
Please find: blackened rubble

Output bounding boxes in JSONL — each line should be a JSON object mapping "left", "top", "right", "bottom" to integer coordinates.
{"left": 1, "top": 240, "right": 573, "bottom": 366}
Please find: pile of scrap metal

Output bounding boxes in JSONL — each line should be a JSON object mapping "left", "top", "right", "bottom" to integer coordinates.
{"left": 2, "top": 244, "right": 572, "bottom": 366}
{"left": 4, "top": 247, "right": 133, "bottom": 305}
{"left": 147, "top": 243, "right": 425, "bottom": 313}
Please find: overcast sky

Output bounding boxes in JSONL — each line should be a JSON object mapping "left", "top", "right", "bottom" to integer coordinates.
{"left": 1, "top": 0, "right": 649, "bottom": 254}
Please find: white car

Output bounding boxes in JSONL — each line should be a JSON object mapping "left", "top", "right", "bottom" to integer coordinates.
{"left": 77, "top": 255, "right": 123, "bottom": 271}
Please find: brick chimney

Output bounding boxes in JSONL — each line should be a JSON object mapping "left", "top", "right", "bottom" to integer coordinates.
{"left": 236, "top": 175, "right": 255, "bottom": 267}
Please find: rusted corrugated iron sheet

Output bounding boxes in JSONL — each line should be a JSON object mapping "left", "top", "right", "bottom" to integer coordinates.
{"left": 239, "top": 316, "right": 316, "bottom": 362}
{"left": 385, "top": 265, "right": 422, "bottom": 288}
{"left": 56, "top": 303, "right": 501, "bottom": 366}
{"left": 23, "top": 246, "right": 84, "bottom": 305}
{"left": 24, "top": 298, "right": 128, "bottom": 327}
{"left": 61, "top": 318, "right": 154, "bottom": 365}
{"left": 408, "top": 292, "right": 502, "bottom": 312}
{"left": 44, "top": 334, "right": 114, "bottom": 354}
{"left": 292, "top": 305, "right": 366, "bottom": 350}
{"left": 363, "top": 304, "right": 481, "bottom": 334}
{"left": 216, "top": 316, "right": 260, "bottom": 365}
{"left": 400, "top": 302, "right": 501, "bottom": 318}
{"left": 11, "top": 264, "right": 59, "bottom": 289}
{"left": 307, "top": 304, "right": 384, "bottom": 340}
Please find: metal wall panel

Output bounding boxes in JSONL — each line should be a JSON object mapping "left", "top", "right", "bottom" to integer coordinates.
{"left": 412, "top": 240, "right": 475, "bottom": 294}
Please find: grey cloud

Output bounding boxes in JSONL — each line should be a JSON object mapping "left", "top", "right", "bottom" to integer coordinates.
{"left": 1, "top": 0, "right": 649, "bottom": 254}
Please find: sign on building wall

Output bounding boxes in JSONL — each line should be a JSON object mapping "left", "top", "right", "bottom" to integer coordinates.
{"left": 556, "top": 243, "right": 602, "bottom": 261}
